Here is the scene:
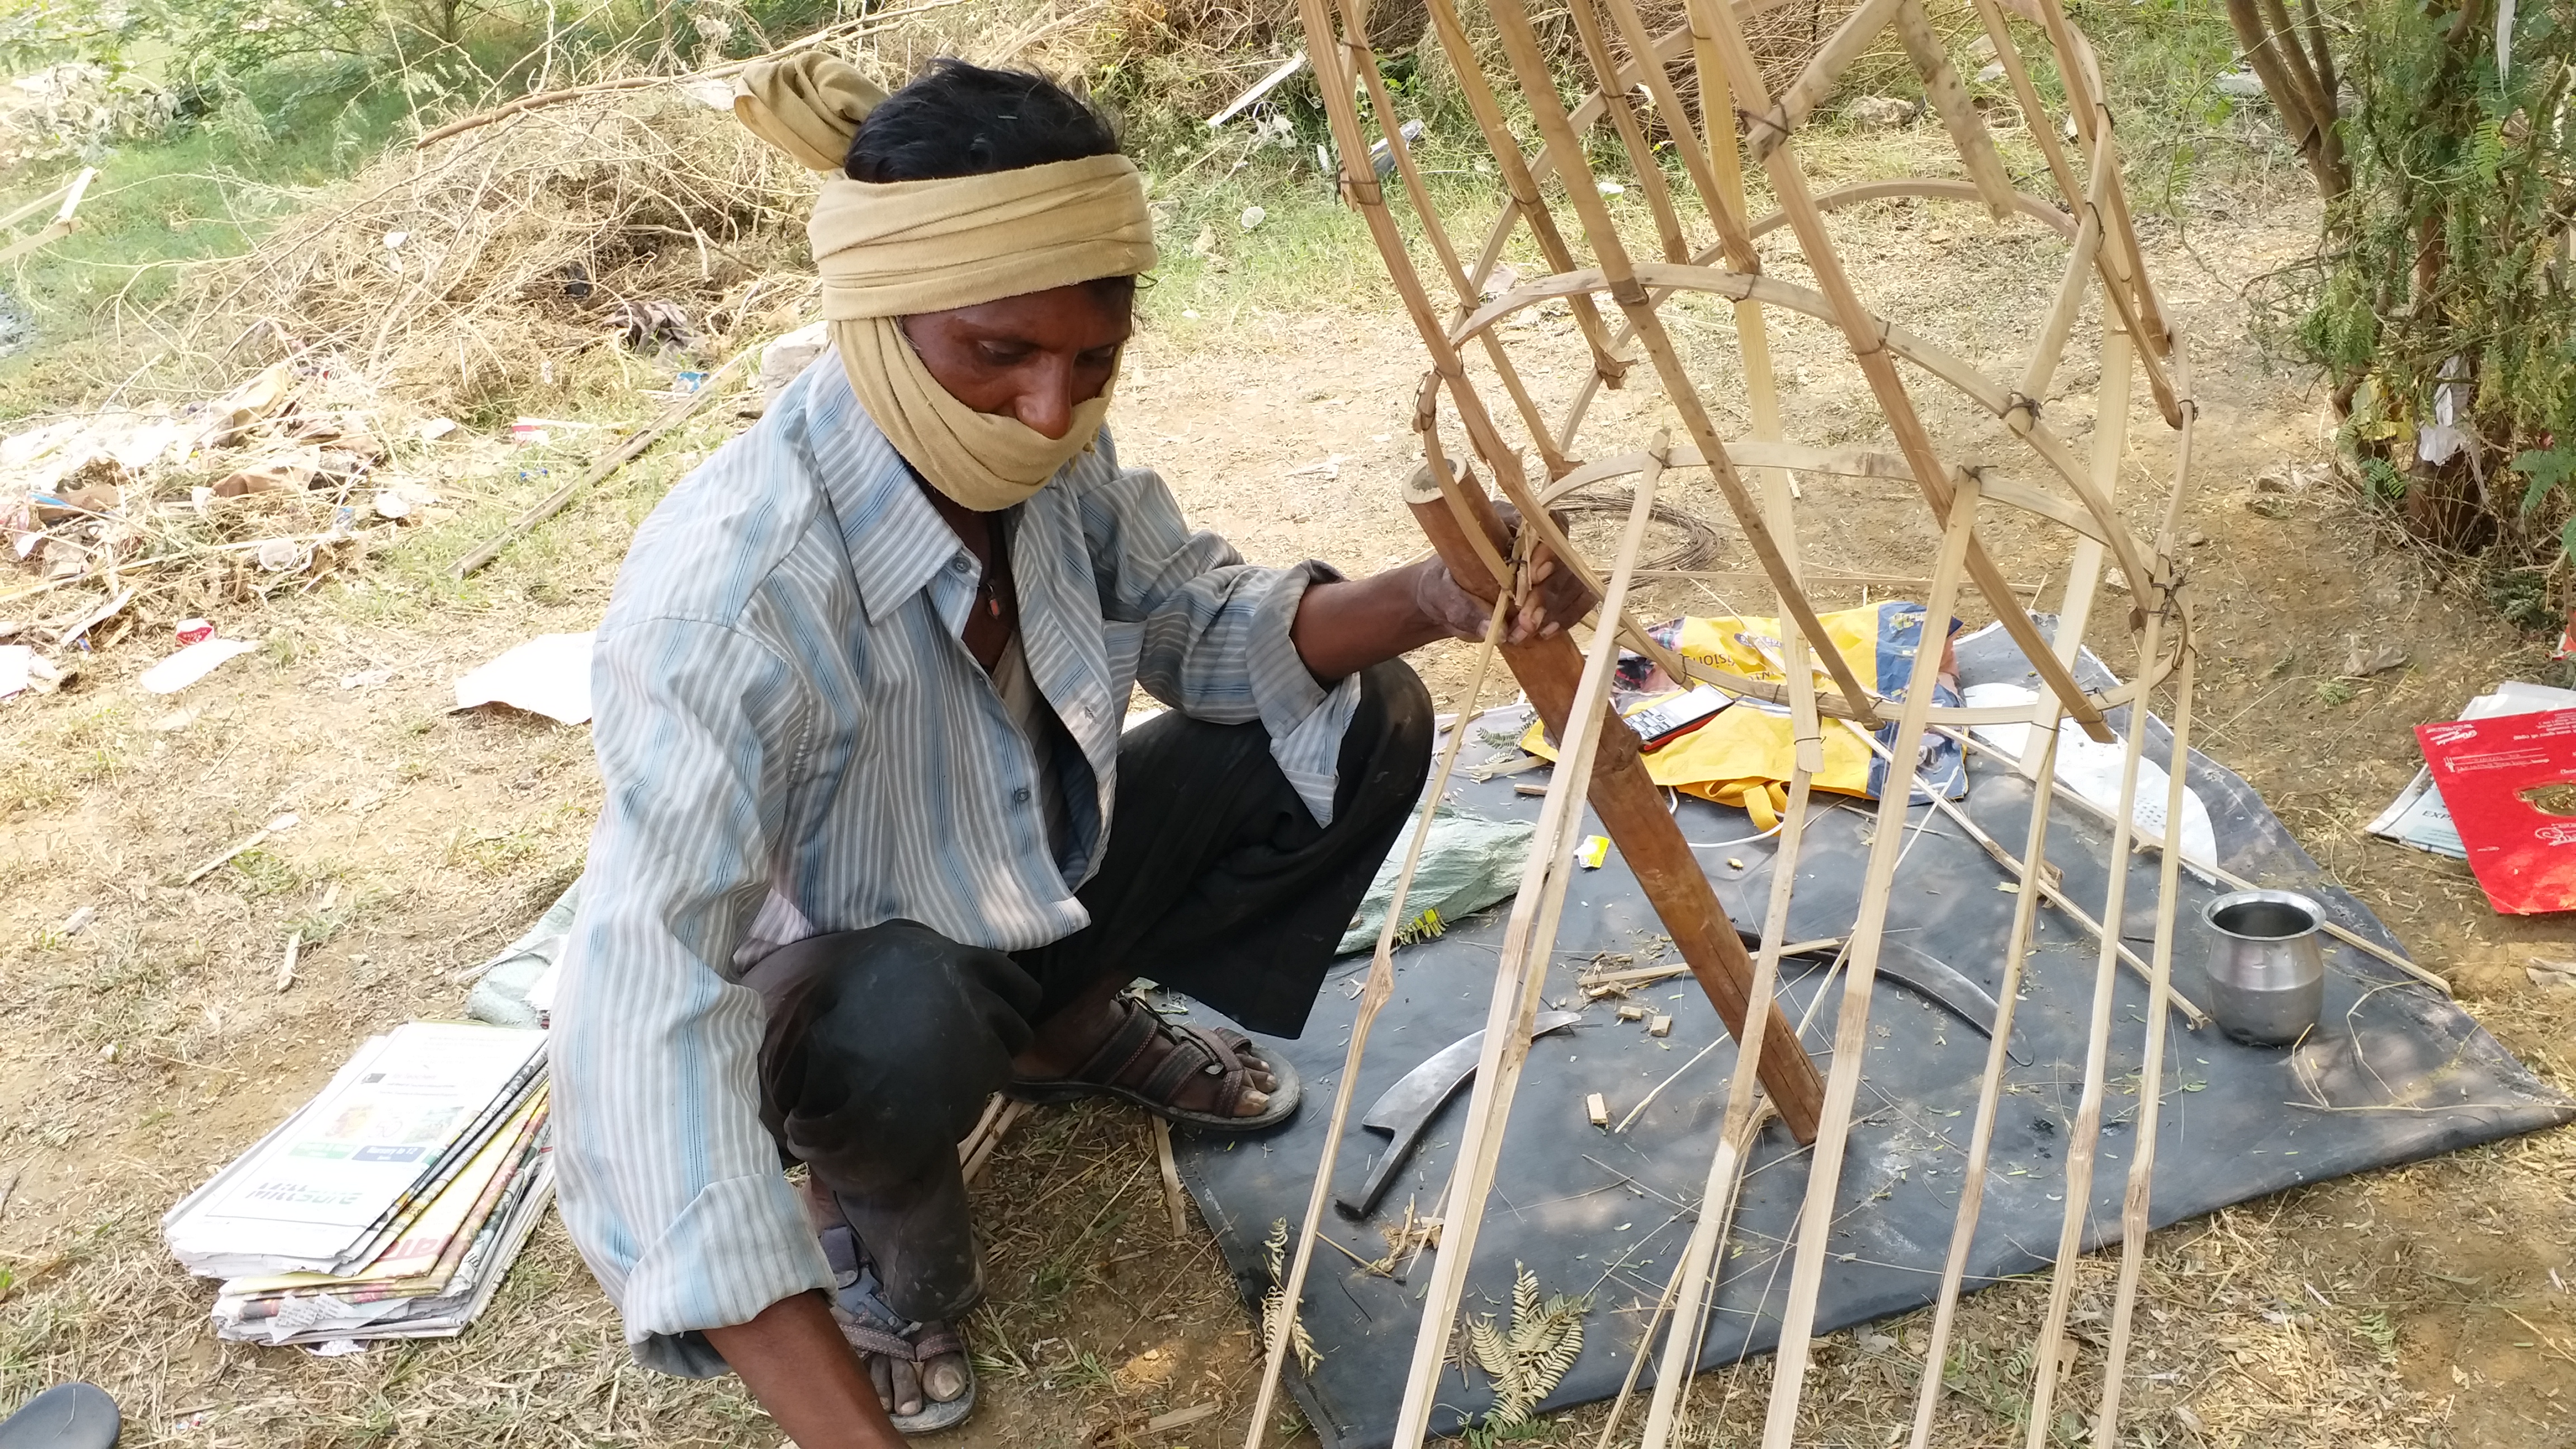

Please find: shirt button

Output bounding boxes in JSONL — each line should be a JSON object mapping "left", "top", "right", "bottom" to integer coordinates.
{"left": 1013, "top": 786, "right": 1032, "bottom": 804}
{"left": 951, "top": 556, "right": 972, "bottom": 573}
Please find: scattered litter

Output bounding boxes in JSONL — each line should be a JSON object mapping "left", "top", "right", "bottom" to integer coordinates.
{"left": 174, "top": 617, "right": 214, "bottom": 646}
{"left": 1596, "top": 179, "right": 1626, "bottom": 196}
{"left": 1338, "top": 811, "right": 1533, "bottom": 955}
{"left": 1575, "top": 835, "right": 1611, "bottom": 870}
{"left": 372, "top": 491, "right": 411, "bottom": 520}
{"left": 417, "top": 418, "right": 458, "bottom": 442}
{"left": 1616, "top": 1004, "right": 1646, "bottom": 1022}
{"left": 139, "top": 637, "right": 258, "bottom": 694}
{"left": 1648, "top": 1014, "right": 1673, "bottom": 1038}
{"left": 2529, "top": 958, "right": 2576, "bottom": 989}
{"left": 1962, "top": 681, "right": 2217, "bottom": 877}
{"left": 2342, "top": 642, "right": 2409, "bottom": 678}
{"left": 1845, "top": 94, "right": 1921, "bottom": 127}
{"left": 759, "top": 321, "right": 830, "bottom": 413}
{"left": 1239, "top": 203, "right": 1267, "bottom": 231}
{"left": 0, "top": 642, "right": 28, "bottom": 699}
{"left": 453, "top": 631, "right": 595, "bottom": 725}
{"left": 181, "top": 812, "right": 300, "bottom": 885}
{"left": 1145, "top": 1403, "right": 1219, "bottom": 1433}
{"left": 163, "top": 1022, "right": 552, "bottom": 1348}
{"left": 2416, "top": 707, "right": 2576, "bottom": 913}
{"left": 2368, "top": 681, "right": 2576, "bottom": 858}
{"left": 58, "top": 905, "right": 92, "bottom": 936}
{"left": 1585, "top": 1092, "right": 1611, "bottom": 1128}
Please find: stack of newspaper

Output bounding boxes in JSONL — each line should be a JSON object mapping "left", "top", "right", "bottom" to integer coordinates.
{"left": 162, "top": 1021, "right": 553, "bottom": 1347}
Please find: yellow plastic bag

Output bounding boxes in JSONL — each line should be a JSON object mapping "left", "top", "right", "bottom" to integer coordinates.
{"left": 1519, "top": 602, "right": 1943, "bottom": 807}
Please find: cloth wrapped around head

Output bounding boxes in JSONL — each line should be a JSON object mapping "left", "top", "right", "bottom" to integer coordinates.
{"left": 734, "top": 53, "right": 1158, "bottom": 510}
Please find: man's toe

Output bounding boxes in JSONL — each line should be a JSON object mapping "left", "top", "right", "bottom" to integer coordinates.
{"left": 890, "top": 1357, "right": 925, "bottom": 1418}
{"left": 923, "top": 1351, "right": 971, "bottom": 1404}
{"left": 868, "top": 1353, "right": 895, "bottom": 1410}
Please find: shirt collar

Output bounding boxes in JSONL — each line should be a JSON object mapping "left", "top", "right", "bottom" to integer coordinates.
{"left": 806, "top": 361, "right": 971, "bottom": 625}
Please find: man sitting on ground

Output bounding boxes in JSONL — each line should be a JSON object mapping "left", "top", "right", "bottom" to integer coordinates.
{"left": 550, "top": 54, "right": 1586, "bottom": 1447}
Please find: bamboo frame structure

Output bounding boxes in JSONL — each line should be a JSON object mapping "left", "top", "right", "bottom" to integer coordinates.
{"left": 1232, "top": 2, "right": 2446, "bottom": 1447}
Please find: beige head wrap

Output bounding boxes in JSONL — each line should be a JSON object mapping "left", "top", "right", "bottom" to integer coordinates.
{"left": 734, "top": 54, "right": 1157, "bottom": 511}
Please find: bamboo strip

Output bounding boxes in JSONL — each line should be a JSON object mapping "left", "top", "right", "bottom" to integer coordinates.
{"left": 1562, "top": 0, "right": 1697, "bottom": 264}
{"left": 1453, "top": 263, "right": 2165, "bottom": 617}
{"left": 1745, "top": 0, "right": 1907, "bottom": 160}
{"left": 1900, "top": 720, "right": 2068, "bottom": 1449}
{"left": 1892, "top": 0, "right": 2018, "bottom": 221}
{"left": 1641, "top": 336, "right": 1825, "bottom": 1449}
{"left": 2016, "top": 600, "right": 2172, "bottom": 1449}
{"left": 1690, "top": 0, "right": 2129, "bottom": 747}
{"left": 1969, "top": 0, "right": 2084, "bottom": 209}
{"left": 1595, "top": 0, "right": 1760, "bottom": 271}
{"left": 1753, "top": 473, "right": 1986, "bottom": 1449}
{"left": 1939, "top": 722, "right": 2452, "bottom": 993}
{"left": 1420, "top": 0, "right": 1631, "bottom": 387}
{"left": 1668, "top": 18, "right": 2146, "bottom": 744}
{"left": 2049, "top": 323, "right": 2131, "bottom": 680}
{"left": 1687, "top": 40, "right": 1796, "bottom": 505}
{"left": 1639, "top": 1097, "right": 1778, "bottom": 1449}
{"left": 2091, "top": 329, "right": 2206, "bottom": 1447}
{"left": 2090, "top": 646, "right": 2196, "bottom": 1447}
{"left": 1333, "top": 0, "right": 1566, "bottom": 475}
{"left": 2009, "top": 166, "right": 2110, "bottom": 430}
{"left": 1240, "top": 587, "right": 1512, "bottom": 1449}
{"left": 1480, "top": 0, "right": 1887, "bottom": 726}
{"left": 1637, "top": 567, "right": 2043, "bottom": 595}
{"left": 1387, "top": 453, "right": 1668, "bottom": 1449}
{"left": 1839, "top": 717, "right": 2212, "bottom": 1029}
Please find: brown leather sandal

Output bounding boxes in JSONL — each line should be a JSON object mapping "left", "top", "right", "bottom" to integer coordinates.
{"left": 1006, "top": 995, "right": 1301, "bottom": 1130}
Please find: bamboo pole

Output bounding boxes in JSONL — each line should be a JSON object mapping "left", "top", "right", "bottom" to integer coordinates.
{"left": 1755, "top": 474, "right": 1987, "bottom": 1449}
{"left": 1745, "top": 0, "right": 1907, "bottom": 159}
{"left": 1332, "top": 0, "right": 1567, "bottom": 475}
{"left": 1892, "top": 0, "right": 2018, "bottom": 222}
{"left": 1241, "top": 589, "right": 1512, "bottom": 1449}
{"left": 1419, "top": 0, "right": 1631, "bottom": 390}
{"left": 1408, "top": 467, "right": 1826, "bottom": 1126}
{"left": 1386, "top": 453, "right": 1666, "bottom": 1449}
{"left": 1561, "top": 0, "right": 1697, "bottom": 265}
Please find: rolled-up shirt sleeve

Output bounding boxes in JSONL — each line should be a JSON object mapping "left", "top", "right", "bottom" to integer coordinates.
{"left": 1074, "top": 434, "right": 1363, "bottom": 826}
{"left": 553, "top": 613, "right": 832, "bottom": 1377}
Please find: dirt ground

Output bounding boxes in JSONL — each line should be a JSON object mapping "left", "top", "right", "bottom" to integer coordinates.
{"left": 3, "top": 168, "right": 2574, "bottom": 1449}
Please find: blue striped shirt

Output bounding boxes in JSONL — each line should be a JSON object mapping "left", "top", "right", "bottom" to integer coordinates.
{"left": 552, "top": 357, "right": 1360, "bottom": 1375}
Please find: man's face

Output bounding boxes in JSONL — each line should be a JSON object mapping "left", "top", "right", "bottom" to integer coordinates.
{"left": 901, "top": 281, "right": 1135, "bottom": 441}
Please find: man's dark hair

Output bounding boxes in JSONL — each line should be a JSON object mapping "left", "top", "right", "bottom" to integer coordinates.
{"left": 847, "top": 59, "right": 1121, "bottom": 183}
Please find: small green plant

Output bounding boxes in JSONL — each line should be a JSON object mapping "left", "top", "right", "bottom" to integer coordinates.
{"left": 2354, "top": 1308, "right": 2400, "bottom": 1366}
{"left": 1258, "top": 1218, "right": 1320, "bottom": 1374}
{"left": 1464, "top": 1263, "right": 1588, "bottom": 1433}
{"left": 2314, "top": 679, "right": 2357, "bottom": 707}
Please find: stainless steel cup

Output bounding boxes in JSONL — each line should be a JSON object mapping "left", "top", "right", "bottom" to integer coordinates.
{"left": 2201, "top": 889, "right": 2326, "bottom": 1046}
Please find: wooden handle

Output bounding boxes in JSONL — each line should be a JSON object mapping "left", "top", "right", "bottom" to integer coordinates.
{"left": 1405, "top": 468, "right": 1826, "bottom": 1143}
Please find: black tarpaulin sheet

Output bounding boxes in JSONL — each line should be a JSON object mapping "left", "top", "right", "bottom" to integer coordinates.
{"left": 1167, "top": 627, "right": 2576, "bottom": 1449}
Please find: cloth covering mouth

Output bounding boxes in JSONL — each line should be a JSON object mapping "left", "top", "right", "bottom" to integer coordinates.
{"left": 732, "top": 53, "right": 1157, "bottom": 510}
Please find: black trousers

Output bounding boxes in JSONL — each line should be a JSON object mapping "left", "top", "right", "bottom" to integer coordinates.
{"left": 742, "top": 660, "right": 1432, "bottom": 1316}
